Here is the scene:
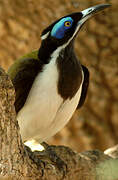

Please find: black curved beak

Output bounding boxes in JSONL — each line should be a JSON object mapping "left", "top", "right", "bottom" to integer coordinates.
{"left": 71, "top": 4, "right": 111, "bottom": 38}
{"left": 79, "top": 4, "right": 111, "bottom": 25}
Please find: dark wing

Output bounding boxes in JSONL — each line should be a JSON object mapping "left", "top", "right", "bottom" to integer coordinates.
{"left": 77, "top": 65, "right": 89, "bottom": 109}
{"left": 8, "top": 57, "right": 43, "bottom": 113}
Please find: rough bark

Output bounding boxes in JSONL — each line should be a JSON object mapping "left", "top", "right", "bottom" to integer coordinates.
{"left": 0, "top": 67, "right": 118, "bottom": 180}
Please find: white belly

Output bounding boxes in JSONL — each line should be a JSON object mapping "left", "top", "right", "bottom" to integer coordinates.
{"left": 17, "top": 55, "right": 83, "bottom": 143}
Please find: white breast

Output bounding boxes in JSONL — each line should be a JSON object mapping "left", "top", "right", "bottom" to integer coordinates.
{"left": 17, "top": 49, "right": 83, "bottom": 143}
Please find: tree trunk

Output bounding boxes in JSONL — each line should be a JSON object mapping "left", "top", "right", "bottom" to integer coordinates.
{"left": 0, "top": 66, "right": 118, "bottom": 180}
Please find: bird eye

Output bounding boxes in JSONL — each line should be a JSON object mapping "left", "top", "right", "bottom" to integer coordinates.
{"left": 64, "top": 21, "right": 71, "bottom": 27}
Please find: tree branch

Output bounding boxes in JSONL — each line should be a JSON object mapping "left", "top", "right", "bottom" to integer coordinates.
{"left": 0, "top": 66, "right": 118, "bottom": 180}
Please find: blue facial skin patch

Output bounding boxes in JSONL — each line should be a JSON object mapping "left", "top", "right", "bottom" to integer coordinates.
{"left": 51, "top": 17, "right": 73, "bottom": 39}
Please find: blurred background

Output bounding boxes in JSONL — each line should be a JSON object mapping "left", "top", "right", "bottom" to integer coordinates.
{"left": 0, "top": 0, "right": 117, "bottom": 152}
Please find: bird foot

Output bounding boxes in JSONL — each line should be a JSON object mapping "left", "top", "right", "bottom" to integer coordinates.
{"left": 40, "top": 143, "right": 67, "bottom": 177}
{"left": 24, "top": 145, "right": 45, "bottom": 176}
{"left": 24, "top": 142, "right": 67, "bottom": 177}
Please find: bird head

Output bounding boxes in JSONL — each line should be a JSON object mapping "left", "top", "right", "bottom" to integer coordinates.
{"left": 39, "top": 4, "right": 110, "bottom": 62}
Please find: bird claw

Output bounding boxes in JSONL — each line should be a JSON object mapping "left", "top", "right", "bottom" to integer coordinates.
{"left": 45, "top": 145, "right": 67, "bottom": 177}
{"left": 24, "top": 145, "right": 45, "bottom": 176}
{"left": 24, "top": 143, "right": 67, "bottom": 177}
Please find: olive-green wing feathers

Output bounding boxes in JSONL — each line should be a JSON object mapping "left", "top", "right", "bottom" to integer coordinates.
{"left": 8, "top": 50, "right": 43, "bottom": 113}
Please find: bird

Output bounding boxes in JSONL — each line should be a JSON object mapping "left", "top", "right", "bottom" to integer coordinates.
{"left": 8, "top": 4, "right": 110, "bottom": 151}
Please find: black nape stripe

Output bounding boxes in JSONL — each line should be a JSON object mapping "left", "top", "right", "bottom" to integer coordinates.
{"left": 38, "top": 40, "right": 58, "bottom": 64}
